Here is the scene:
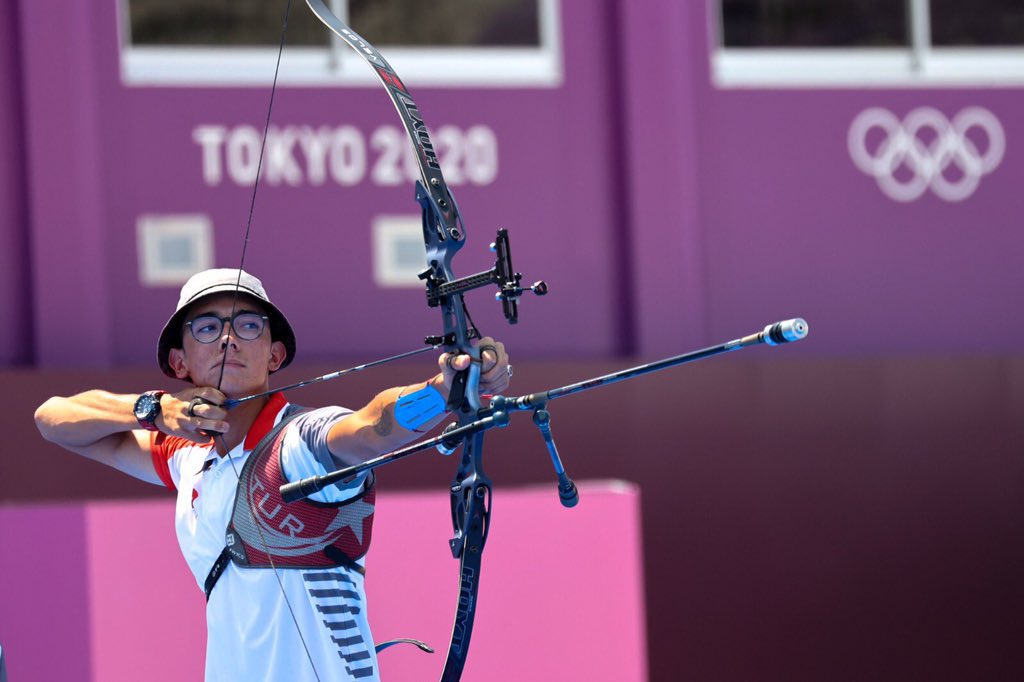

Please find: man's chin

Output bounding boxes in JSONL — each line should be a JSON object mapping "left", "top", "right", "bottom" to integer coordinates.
{"left": 194, "top": 374, "right": 266, "bottom": 400}
{"left": 223, "top": 383, "right": 265, "bottom": 400}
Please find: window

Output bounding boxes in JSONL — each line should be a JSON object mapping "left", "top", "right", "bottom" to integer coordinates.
{"left": 721, "top": 0, "right": 907, "bottom": 48}
{"left": 930, "top": 0, "right": 1024, "bottom": 46}
{"left": 713, "top": 0, "right": 1024, "bottom": 86}
{"left": 121, "top": 0, "right": 561, "bottom": 87}
{"left": 126, "top": 0, "right": 329, "bottom": 47}
{"left": 136, "top": 214, "right": 214, "bottom": 286}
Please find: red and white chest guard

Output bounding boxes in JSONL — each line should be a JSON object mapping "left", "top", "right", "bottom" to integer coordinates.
{"left": 225, "top": 410, "right": 375, "bottom": 572}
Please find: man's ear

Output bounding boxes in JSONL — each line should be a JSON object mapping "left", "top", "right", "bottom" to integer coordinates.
{"left": 268, "top": 341, "right": 287, "bottom": 372}
{"left": 167, "top": 348, "right": 191, "bottom": 380}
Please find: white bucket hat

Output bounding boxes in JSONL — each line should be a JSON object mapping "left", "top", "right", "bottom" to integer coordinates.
{"left": 157, "top": 268, "right": 296, "bottom": 379}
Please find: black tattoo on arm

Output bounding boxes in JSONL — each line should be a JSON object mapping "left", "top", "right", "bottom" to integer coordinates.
{"left": 373, "top": 407, "right": 394, "bottom": 437}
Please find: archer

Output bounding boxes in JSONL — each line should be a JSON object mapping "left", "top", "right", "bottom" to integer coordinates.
{"left": 34, "top": 267, "right": 511, "bottom": 682}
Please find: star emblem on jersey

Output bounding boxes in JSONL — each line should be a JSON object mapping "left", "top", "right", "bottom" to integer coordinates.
{"left": 328, "top": 498, "right": 375, "bottom": 545}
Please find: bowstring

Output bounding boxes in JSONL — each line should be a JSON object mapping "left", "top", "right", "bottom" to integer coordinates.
{"left": 211, "top": 2, "right": 323, "bottom": 680}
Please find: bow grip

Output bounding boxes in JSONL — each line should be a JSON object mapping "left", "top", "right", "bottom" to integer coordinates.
{"left": 446, "top": 368, "right": 469, "bottom": 411}
{"left": 445, "top": 355, "right": 482, "bottom": 412}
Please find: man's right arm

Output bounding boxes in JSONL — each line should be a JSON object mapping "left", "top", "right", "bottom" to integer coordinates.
{"left": 35, "top": 391, "right": 162, "bottom": 484}
{"left": 34, "top": 387, "right": 226, "bottom": 485}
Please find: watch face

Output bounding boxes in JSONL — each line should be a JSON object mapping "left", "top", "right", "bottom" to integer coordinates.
{"left": 135, "top": 393, "right": 158, "bottom": 420}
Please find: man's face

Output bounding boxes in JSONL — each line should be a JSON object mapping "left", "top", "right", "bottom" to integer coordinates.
{"left": 166, "top": 293, "right": 287, "bottom": 396}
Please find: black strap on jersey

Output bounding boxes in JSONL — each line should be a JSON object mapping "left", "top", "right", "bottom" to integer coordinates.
{"left": 205, "top": 547, "right": 231, "bottom": 602}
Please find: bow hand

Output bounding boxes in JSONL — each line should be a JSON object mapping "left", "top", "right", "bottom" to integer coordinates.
{"left": 437, "top": 337, "right": 511, "bottom": 400}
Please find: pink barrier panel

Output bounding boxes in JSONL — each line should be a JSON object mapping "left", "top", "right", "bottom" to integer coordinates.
{"left": 0, "top": 504, "right": 93, "bottom": 681}
{"left": 84, "top": 499, "right": 205, "bottom": 681}
{"left": 59, "top": 480, "right": 645, "bottom": 680}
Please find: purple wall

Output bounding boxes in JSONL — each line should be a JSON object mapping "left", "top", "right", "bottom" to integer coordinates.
{"left": 18, "top": 0, "right": 625, "bottom": 369}
{"left": 14, "top": 1, "right": 1024, "bottom": 367}
{"left": 694, "top": 86, "right": 1024, "bottom": 355}
{"left": 620, "top": 0, "right": 709, "bottom": 356}
{"left": 20, "top": 1, "right": 111, "bottom": 368}
{"left": 621, "top": 1, "right": 1024, "bottom": 358}
{"left": 0, "top": 0, "right": 31, "bottom": 364}
{"left": 8, "top": 2, "right": 1024, "bottom": 368}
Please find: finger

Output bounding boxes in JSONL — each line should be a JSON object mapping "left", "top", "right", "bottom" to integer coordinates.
{"left": 205, "top": 406, "right": 228, "bottom": 422}
{"left": 481, "top": 371, "right": 511, "bottom": 392}
{"left": 181, "top": 430, "right": 214, "bottom": 445}
{"left": 481, "top": 361, "right": 510, "bottom": 380}
{"left": 173, "top": 416, "right": 214, "bottom": 443}
{"left": 198, "top": 387, "right": 226, "bottom": 406}
{"left": 189, "top": 401, "right": 228, "bottom": 423}
{"left": 473, "top": 335, "right": 495, "bottom": 356}
{"left": 481, "top": 343, "right": 506, "bottom": 374}
{"left": 187, "top": 397, "right": 205, "bottom": 418}
{"left": 480, "top": 381, "right": 509, "bottom": 396}
{"left": 440, "top": 353, "right": 472, "bottom": 372}
{"left": 193, "top": 417, "right": 229, "bottom": 437}
{"left": 478, "top": 345, "right": 497, "bottom": 370}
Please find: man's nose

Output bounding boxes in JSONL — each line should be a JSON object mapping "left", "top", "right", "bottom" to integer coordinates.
{"left": 220, "top": 324, "right": 239, "bottom": 349}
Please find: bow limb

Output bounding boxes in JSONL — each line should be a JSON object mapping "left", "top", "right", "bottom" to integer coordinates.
{"left": 303, "top": 3, "right": 489, "bottom": 679}
{"left": 304, "top": 0, "right": 464, "bottom": 240}
{"left": 304, "top": 0, "right": 483, "bottom": 411}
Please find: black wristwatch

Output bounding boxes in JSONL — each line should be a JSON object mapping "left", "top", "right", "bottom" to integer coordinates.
{"left": 133, "top": 390, "right": 166, "bottom": 432}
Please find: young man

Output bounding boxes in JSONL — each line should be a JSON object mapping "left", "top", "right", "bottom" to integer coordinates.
{"left": 34, "top": 268, "right": 510, "bottom": 682}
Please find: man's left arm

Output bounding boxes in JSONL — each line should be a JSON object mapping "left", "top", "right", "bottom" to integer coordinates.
{"left": 326, "top": 337, "right": 509, "bottom": 467}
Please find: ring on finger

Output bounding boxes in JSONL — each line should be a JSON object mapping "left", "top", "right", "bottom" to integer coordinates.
{"left": 188, "top": 397, "right": 205, "bottom": 418}
{"left": 506, "top": 365, "right": 513, "bottom": 377}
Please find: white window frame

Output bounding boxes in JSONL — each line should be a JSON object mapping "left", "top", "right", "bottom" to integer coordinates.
{"left": 712, "top": 0, "right": 1024, "bottom": 88}
{"left": 119, "top": 0, "right": 563, "bottom": 88}
{"left": 136, "top": 213, "right": 214, "bottom": 286}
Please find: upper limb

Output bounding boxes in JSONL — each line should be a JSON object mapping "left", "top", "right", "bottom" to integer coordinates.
{"left": 34, "top": 387, "right": 230, "bottom": 484}
{"left": 326, "top": 337, "right": 510, "bottom": 466}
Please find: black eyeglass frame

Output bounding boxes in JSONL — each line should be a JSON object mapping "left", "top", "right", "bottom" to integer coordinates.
{"left": 184, "top": 312, "right": 270, "bottom": 344}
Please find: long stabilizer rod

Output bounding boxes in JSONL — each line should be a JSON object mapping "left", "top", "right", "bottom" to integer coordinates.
{"left": 280, "top": 318, "right": 808, "bottom": 502}
{"left": 506, "top": 318, "right": 808, "bottom": 410}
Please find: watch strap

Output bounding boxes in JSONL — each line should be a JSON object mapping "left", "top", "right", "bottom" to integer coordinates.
{"left": 134, "top": 390, "right": 166, "bottom": 432}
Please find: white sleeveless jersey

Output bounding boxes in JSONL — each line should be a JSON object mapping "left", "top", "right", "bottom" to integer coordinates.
{"left": 151, "top": 393, "right": 379, "bottom": 681}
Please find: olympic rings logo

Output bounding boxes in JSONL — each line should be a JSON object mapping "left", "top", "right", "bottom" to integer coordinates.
{"left": 847, "top": 106, "right": 1005, "bottom": 202}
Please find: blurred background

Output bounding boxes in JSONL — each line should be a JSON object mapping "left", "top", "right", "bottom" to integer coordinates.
{"left": 2, "top": 0, "right": 1023, "bottom": 680}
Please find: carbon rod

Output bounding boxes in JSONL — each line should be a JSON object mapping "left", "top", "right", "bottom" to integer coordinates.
{"left": 280, "top": 412, "right": 510, "bottom": 502}
{"left": 225, "top": 343, "right": 441, "bottom": 409}
{"left": 509, "top": 318, "right": 809, "bottom": 409}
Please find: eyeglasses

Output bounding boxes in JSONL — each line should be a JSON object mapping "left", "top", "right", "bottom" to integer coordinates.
{"left": 185, "top": 312, "right": 268, "bottom": 344}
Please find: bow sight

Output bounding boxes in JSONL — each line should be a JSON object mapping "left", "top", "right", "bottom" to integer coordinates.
{"left": 420, "top": 226, "right": 548, "bottom": 325}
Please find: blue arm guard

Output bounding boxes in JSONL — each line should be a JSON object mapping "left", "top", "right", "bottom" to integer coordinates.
{"left": 394, "top": 383, "right": 447, "bottom": 432}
